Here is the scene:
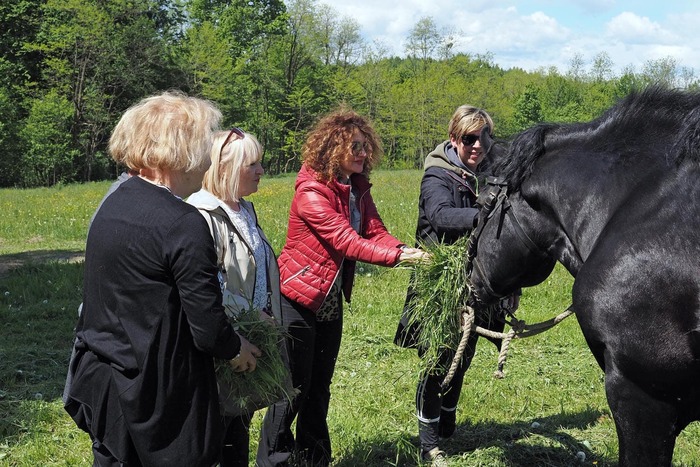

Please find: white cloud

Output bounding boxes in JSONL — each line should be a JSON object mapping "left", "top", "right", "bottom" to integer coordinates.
{"left": 605, "top": 12, "right": 677, "bottom": 45}
{"left": 313, "top": 0, "right": 700, "bottom": 75}
{"left": 464, "top": 8, "right": 571, "bottom": 52}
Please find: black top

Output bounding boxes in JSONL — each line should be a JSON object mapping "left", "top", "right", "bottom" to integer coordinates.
{"left": 70, "top": 176, "right": 240, "bottom": 465}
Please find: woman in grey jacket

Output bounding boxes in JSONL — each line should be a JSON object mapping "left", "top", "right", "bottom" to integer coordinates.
{"left": 188, "top": 128, "right": 281, "bottom": 467}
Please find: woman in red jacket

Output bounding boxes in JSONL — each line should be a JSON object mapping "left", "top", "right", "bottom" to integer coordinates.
{"left": 257, "top": 107, "right": 424, "bottom": 466}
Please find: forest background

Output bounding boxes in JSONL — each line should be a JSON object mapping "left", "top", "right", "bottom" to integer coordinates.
{"left": 1, "top": 0, "right": 698, "bottom": 189}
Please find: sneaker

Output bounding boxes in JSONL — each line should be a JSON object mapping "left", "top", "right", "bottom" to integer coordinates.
{"left": 421, "top": 447, "right": 448, "bottom": 467}
{"left": 438, "top": 410, "right": 456, "bottom": 439}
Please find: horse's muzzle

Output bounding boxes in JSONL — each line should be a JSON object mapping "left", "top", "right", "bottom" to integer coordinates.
{"left": 469, "top": 257, "right": 504, "bottom": 306}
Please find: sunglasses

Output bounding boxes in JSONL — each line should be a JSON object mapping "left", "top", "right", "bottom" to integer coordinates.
{"left": 461, "top": 134, "right": 480, "bottom": 146}
{"left": 220, "top": 127, "right": 245, "bottom": 155}
{"left": 351, "top": 141, "right": 370, "bottom": 156}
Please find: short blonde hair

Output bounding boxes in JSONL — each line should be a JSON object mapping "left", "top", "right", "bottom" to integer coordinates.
{"left": 203, "top": 129, "right": 263, "bottom": 202}
{"left": 448, "top": 105, "right": 494, "bottom": 139}
{"left": 109, "top": 91, "right": 222, "bottom": 173}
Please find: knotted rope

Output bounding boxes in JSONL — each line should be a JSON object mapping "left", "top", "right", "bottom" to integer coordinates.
{"left": 440, "top": 305, "right": 574, "bottom": 389}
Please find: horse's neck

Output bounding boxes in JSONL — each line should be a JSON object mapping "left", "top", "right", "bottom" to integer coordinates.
{"left": 528, "top": 159, "right": 661, "bottom": 276}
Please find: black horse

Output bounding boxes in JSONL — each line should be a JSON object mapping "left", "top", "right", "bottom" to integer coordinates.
{"left": 470, "top": 86, "right": 700, "bottom": 467}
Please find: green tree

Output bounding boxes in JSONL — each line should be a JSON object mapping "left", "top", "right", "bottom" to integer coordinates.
{"left": 590, "top": 51, "right": 614, "bottom": 83}
{"left": 0, "top": 0, "right": 43, "bottom": 92}
{"left": 513, "top": 85, "right": 543, "bottom": 131}
{"left": 24, "top": 0, "right": 186, "bottom": 184}
{"left": 20, "top": 90, "right": 78, "bottom": 186}
{"left": 182, "top": 21, "right": 236, "bottom": 112}
{"left": 405, "top": 16, "right": 440, "bottom": 63}
{"left": 0, "top": 86, "right": 24, "bottom": 186}
{"left": 641, "top": 56, "right": 679, "bottom": 88}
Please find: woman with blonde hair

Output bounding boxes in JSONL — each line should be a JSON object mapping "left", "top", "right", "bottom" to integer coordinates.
{"left": 257, "top": 107, "right": 425, "bottom": 466}
{"left": 394, "top": 104, "right": 508, "bottom": 465}
{"left": 63, "top": 92, "right": 259, "bottom": 467}
{"left": 188, "top": 127, "right": 282, "bottom": 466}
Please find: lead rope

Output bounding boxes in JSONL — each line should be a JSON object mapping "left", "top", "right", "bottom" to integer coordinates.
{"left": 441, "top": 304, "right": 574, "bottom": 389}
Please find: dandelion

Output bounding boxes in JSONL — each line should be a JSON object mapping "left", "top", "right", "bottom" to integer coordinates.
{"left": 4, "top": 291, "right": 9, "bottom": 296}
{"left": 42, "top": 300, "right": 48, "bottom": 304}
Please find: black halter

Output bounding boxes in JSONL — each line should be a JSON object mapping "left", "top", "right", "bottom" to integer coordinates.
{"left": 466, "top": 176, "right": 546, "bottom": 302}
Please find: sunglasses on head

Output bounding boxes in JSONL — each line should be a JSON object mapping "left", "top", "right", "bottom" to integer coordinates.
{"left": 461, "top": 134, "right": 480, "bottom": 146}
{"left": 220, "top": 127, "right": 245, "bottom": 155}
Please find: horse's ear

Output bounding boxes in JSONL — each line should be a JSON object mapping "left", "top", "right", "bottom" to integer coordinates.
{"left": 480, "top": 126, "right": 503, "bottom": 170}
{"left": 481, "top": 125, "right": 492, "bottom": 140}
{"left": 480, "top": 126, "right": 494, "bottom": 154}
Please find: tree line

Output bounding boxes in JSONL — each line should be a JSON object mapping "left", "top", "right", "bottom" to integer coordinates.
{"left": 1, "top": 0, "right": 697, "bottom": 188}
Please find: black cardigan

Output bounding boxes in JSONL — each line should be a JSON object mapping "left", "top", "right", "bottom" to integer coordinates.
{"left": 66, "top": 176, "right": 239, "bottom": 466}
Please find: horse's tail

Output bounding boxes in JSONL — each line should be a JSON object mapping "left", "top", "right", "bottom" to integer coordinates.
{"left": 671, "top": 106, "right": 700, "bottom": 166}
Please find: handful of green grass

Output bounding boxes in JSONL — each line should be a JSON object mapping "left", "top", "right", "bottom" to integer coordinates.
{"left": 215, "top": 307, "right": 296, "bottom": 416}
{"left": 404, "top": 236, "right": 471, "bottom": 375}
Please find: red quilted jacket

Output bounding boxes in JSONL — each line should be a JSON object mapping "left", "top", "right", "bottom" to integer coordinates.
{"left": 278, "top": 164, "right": 405, "bottom": 312}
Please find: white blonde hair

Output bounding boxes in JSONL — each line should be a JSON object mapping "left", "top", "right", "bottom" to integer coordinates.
{"left": 203, "top": 129, "right": 263, "bottom": 202}
{"left": 109, "top": 91, "right": 222, "bottom": 173}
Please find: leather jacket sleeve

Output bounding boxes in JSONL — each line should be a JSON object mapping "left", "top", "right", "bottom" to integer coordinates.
{"left": 295, "top": 184, "right": 402, "bottom": 267}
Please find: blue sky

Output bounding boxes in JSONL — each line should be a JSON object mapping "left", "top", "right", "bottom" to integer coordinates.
{"left": 319, "top": 0, "right": 700, "bottom": 76}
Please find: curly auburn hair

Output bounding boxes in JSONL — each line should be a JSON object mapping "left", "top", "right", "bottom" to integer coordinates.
{"left": 302, "top": 106, "right": 383, "bottom": 183}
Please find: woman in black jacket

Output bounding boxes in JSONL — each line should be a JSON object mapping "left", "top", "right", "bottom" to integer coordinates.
{"left": 64, "top": 92, "right": 259, "bottom": 467}
{"left": 395, "top": 105, "right": 503, "bottom": 465}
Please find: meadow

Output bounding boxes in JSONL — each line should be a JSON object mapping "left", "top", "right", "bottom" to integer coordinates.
{"left": 1, "top": 170, "right": 699, "bottom": 466}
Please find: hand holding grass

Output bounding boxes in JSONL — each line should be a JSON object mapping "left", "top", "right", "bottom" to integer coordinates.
{"left": 399, "top": 247, "right": 429, "bottom": 263}
{"left": 230, "top": 336, "right": 261, "bottom": 373}
{"left": 404, "top": 237, "right": 470, "bottom": 374}
{"left": 215, "top": 307, "right": 296, "bottom": 416}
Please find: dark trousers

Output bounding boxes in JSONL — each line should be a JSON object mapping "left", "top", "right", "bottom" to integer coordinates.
{"left": 415, "top": 333, "right": 479, "bottom": 452}
{"left": 257, "top": 296, "right": 343, "bottom": 466}
{"left": 221, "top": 414, "right": 252, "bottom": 467}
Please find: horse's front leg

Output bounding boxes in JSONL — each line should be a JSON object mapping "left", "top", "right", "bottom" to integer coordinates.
{"left": 604, "top": 362, "right": 678, "bottom": 467}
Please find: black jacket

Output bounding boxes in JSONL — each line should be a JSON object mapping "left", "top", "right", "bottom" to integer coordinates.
{"left": 65, "top": 176, "right": 240, "bottom": 466}
{"left": 415, "top": 141, "right": 481, "bottom": 246}
{"left": 395, "top": 141, "right": 484, "bottom": 347}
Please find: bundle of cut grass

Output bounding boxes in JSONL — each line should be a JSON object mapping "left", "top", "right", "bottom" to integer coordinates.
{"left": 215, "top": 307, "right": 296, "bottom": 416}
{"left": 404, "top": 236, "right": 471, "bottom": 375}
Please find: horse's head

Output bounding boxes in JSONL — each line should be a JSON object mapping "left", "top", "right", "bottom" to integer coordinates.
{"left": 468, "top": 177, "right": 556, "bottom": 306}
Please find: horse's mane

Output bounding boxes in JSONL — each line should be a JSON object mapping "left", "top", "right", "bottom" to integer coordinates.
{"left": 493, "top": 86, "right": 700, "bottom": 191}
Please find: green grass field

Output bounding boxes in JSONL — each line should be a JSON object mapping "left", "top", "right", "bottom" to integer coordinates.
{"left": 1, "top": 170, "right": 699, "bottom": 466}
